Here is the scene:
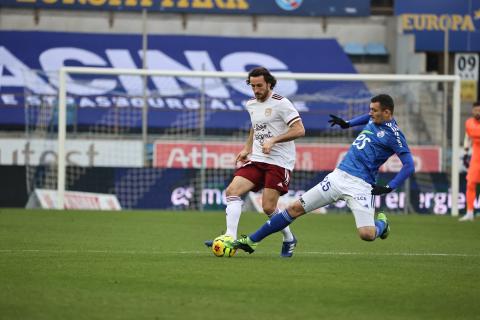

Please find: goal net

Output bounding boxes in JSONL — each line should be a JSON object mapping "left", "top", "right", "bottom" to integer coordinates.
{"left": 24, "top": 68, "right": 461, "bottom": 214}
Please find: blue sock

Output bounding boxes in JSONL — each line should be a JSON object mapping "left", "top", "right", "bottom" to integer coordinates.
{"left": 250, "top": 209, "right": 295, "bottom": 242}
{"left": 375, "top": 219, "right": 386, "bottom": 238}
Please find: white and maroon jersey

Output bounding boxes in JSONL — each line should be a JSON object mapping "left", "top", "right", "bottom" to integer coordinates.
{"left": 246, "top": 92, "right": 301, "bottom": 171}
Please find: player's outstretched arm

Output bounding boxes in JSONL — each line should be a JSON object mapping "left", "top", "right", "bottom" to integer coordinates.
{"left": 372, "top": 152, "right": 415, "bottom": 195}
{"left": 328, "top": 113, "right": 370, "bottom": 129}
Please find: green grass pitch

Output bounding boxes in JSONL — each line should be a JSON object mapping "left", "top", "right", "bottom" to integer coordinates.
{"left": 1, "top": 208, "right": 479, "bottom": 320}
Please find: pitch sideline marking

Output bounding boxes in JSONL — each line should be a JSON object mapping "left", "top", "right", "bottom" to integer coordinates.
{"left": 0, "top": 249, "right": 478, "bottom": 257}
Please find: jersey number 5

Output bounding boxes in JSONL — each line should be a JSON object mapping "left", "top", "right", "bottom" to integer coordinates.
{"left": 352, "top": 134, "right": 371, "bottom": 150}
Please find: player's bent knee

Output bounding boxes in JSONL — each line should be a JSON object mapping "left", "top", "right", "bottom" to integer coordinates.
{"left": 287, "top": 201, "right": 305, "bottom": 218}
{"left": 225, "top": 185, "right": 241, "bottom": 197}
{"left": 262, "top": 205, "right": 276, "bottom": 216}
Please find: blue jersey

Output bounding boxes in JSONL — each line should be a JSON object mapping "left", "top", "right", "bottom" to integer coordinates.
{"left": 338, "top": 118, "right": 411, "bottom": 186}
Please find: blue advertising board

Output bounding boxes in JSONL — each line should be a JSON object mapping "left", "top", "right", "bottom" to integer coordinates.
{"left": 395, "top": 0, "right": 480, "bottom": 52}
{"left": 119, "top": 170, "right": 472, "bottom": 213}
{"left": 61, "top": 167, "right": 474, "bottom": 213}
{"left": 0, "top": 162, "right": 468, "bottom": 214}
{"left": 0, "top": 31, "right": 368, "bottom": 133}
{"left": 1, "top": 0, "right": 370, "bottom": 17}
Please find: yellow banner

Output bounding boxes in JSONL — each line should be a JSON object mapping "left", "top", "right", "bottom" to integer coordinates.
{"left": 461, "top": 80, "right": 478, "bottom": 103}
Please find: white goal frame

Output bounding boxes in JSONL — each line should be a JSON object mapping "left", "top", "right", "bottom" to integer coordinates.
{"left": 56, "top": 67, "right": 461, "bottom": 215}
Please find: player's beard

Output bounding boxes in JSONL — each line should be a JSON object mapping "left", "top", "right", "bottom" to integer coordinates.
{"left": 256, "top": 90, "right": 270, "bottom": 102}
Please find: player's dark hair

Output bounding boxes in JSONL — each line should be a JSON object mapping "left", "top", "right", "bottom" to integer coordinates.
{"left": 473, "top": 101, "right": 480, "bottom": 108}
{"left": 246, "top": 67, "right": 277, "bottom": 89}
{"left": 371, "top": 94, "right": 394, "bottom": 113}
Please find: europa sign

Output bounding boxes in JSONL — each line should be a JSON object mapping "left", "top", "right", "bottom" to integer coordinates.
{"left": 153, "top": 140, "right": 441, "bottom": 172}
{"left": 394, "top": 0, "right": 480, "bottom": 52}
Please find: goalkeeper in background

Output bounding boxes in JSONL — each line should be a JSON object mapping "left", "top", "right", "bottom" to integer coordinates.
{"left": 205, "top": 66, "right": 305, "bottom": 257}
{"left": 459, "top": 101, "right": 480, "bottom": 222}
{"left": 231, "top": 94, "right": 415, "bottom": 254}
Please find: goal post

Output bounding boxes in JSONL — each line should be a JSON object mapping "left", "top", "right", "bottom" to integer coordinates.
{"left": 55, "top": 66, "right": 461, "bottom": 215}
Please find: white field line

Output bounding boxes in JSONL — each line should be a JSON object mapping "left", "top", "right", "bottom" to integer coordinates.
{"left": 0, "top": 249, "right": 478, "bottom": 257}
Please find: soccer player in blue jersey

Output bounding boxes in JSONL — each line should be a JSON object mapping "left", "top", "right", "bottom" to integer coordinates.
{"left": 231, "top": 94, "right": 415, "bottom": 255}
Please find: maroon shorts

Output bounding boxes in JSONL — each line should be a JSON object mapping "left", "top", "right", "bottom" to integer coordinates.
{"left": 234, "top": 161, "right": 291, "bottom": 195}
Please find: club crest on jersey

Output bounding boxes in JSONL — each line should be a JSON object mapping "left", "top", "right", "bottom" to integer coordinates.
{"left": 265, "top": 108, "right": 272, "bottom": 117}
{"left": 377, "top": 130, "right": 385, "bottom": 138}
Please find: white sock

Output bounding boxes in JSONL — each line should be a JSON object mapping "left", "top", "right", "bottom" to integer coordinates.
{"left": 225, "top": 196, "right": 243, "bottom": 240}
{"left": 466, "top": 211, "right": 474, "bottom": 216}
{"left": 271, "top": 209, "right": 294, "bottom": 242}
{"left": 281, "top": 225, "right": 294, "bottom": 242}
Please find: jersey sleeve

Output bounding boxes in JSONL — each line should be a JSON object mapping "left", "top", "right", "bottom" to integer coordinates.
{"left": 388, "top": 152, "right": 415, "bottom": 189}
{"left": 389, "top": 129, "right": 411, "bottom": 156}
{"left": 386, "top": 129, "right": 414, "bottom": 189}
{"left": 465, "top": 119, "right": 472, "bottom": 139}
{"left": 348, "top": 114, "right": 370, "bottom": 127}
{"left": 279, "top": 99, "right": 301, "bottom": 127}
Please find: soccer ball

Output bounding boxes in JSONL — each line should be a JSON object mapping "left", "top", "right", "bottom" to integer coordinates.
{"left": 212, "top": 235, "right": 237, "bottom": 257}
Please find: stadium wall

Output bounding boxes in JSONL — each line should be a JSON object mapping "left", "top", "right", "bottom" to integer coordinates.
{"left": 0, "top": 7, "right": 392, "bottom": 74}
{"left": 0, "top": 8, "right": 388, "bottom": 41}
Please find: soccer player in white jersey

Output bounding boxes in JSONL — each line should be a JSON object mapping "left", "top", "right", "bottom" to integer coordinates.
{"left": 205, "top": 67, "right": 305, "bottom": 257}
{"left": 231, "top": 94, "right": 415, "bottom": 255}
